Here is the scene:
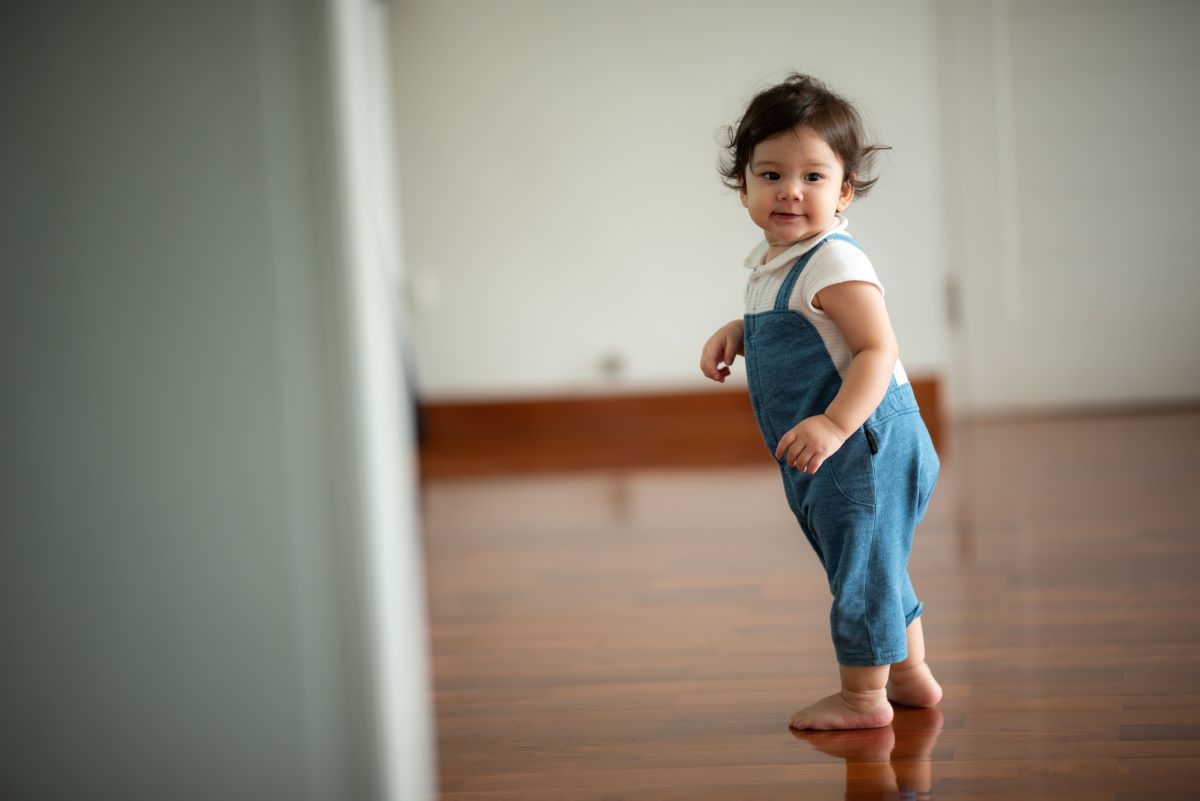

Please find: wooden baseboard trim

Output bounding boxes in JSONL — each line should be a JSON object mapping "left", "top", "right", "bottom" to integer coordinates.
{"left": 418, "top": 377, "right": 944, "bottom": 478}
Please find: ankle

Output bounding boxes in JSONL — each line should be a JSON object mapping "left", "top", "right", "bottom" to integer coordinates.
{"left": 890, "top": 660, "right": 927, "bottom": 680}
{"left": 839, "top": 687, "right": 888, "bottom": 710}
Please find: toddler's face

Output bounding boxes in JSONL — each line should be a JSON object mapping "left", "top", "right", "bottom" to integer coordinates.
{"left": 740, "top": 126, "right": 854, "bottom": 259}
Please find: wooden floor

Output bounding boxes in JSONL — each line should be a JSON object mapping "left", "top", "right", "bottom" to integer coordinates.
{"left": 420, "top": 411, "right": 1200, "bottom": 800}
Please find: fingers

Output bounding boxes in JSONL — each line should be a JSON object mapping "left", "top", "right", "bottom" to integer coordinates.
{"left": 776, "top": 437, "right": 828, "bottom": 473}
{"left": 700, "top": 359, "right": 731, "bottom": 382}
{"left": 699, "top": 360, "right": 728, "bottom": 382}
{"left": 776, "top": 417, "right": 847, "bottom": 473}
{"left": 799, "top": 450, "right": 830, "bottom": 473}
{"left": 700, "top": 339, "right": 738, "bottom": 382}
{"left": 774, "top": 431, "right": 795, "bottom": 460}
{"left": 699, "top": 346, "right": 719, "bottom": 381}
{"left": 790, "top": 447, "right": 813, "bottom": 472}
{"left": 790, "top": 448, "right": 822, "bottom": 473}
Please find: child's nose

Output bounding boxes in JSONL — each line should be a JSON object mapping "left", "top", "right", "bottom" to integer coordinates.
{"left": 777, "top": 180, "right": 802, "bottom": 200}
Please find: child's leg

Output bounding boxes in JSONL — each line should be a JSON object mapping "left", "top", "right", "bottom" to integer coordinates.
{"left": 885, "top": 617, "right": 943, "bottom": 708}
{"left": 788, "top": 664, "right": 894, "bottom": 731}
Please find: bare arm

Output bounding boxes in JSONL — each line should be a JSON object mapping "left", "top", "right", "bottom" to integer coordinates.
{"left": 817, "top": 281, "right": 899, "bottom": 436}
{"left": 699, "top": 319, "right": 745, "bottom": 383}
{"left": 774, "top": 281, "right": 898, "bottom": 471}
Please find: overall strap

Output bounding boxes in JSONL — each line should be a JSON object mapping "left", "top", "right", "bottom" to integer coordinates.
{"left": 772, "top": 233, "right": 862, "bottom": 311}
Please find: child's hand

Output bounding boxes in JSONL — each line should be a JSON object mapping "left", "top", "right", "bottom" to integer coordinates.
{"left": 699, "top": 320, "right": 745, "bottom": 383}
{"left": 775, "top": 414, "right": 851, "bottom": 473}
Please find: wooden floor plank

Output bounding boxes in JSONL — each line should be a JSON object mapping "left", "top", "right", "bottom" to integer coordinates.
{"left": 423, "top": 411, "right": 1200, "bottom": 799}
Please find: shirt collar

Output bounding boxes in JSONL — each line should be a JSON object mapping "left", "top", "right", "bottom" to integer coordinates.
{"left": 743, "top": 215, "right": 850, "bottom": 273}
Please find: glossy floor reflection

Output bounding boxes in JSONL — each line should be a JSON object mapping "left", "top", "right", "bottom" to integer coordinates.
{"left": 424, "top": 411, "right": 1200, "bottom": 799}
{"left": 793, "top": 708, "right": 943, "bottom": 800}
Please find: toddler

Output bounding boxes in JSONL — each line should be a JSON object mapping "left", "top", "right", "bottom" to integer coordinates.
{"left": 700, "top": 74, "right": 942, "bottom": 730}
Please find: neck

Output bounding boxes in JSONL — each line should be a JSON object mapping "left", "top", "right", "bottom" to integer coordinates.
{"left": 764, "top": 243, "right": 793, "bottom": 262}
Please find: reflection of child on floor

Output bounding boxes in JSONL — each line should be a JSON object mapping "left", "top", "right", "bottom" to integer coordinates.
{"left": 700, "top": 74, "right": 943, "bottom": 730}
{"left": 795, "top": 707, "right": 944, "bottom": 798}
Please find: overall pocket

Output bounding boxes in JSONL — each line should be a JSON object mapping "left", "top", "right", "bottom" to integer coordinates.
{"left": 916, "top": 426, "right": 941, "bottom": 518}
{"left": 827, "top": 427, "right": 876, "bottom": 507}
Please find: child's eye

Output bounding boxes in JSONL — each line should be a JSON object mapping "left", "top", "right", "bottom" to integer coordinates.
{"left": 761, "top": 171, "right": 781, "bottom": 181}
{"left": 804, "top": 172, "right": 823, "bottom": 182}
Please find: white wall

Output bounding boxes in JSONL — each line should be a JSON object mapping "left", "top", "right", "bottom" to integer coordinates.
{"left": 936, "top": 0, "right": 1200, "bottom": 414}
{"left": 392, "top": 0, "right": 947, "bottom": 400}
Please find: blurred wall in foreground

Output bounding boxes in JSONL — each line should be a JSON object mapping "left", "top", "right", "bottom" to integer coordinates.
{"left": 1, "top": 1, "right": 431, "bottom": 799}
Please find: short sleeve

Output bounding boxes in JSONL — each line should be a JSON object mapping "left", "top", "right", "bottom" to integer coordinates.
{"left": 793, "top": 239, "right": 884, "bottom": 315}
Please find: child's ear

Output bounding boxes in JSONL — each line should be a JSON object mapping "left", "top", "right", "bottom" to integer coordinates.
{"left": 837, "top": 179, "right": 854, "bottom": 212}
{"left": 739, "top": 179, "right": 749, "bottom": 208}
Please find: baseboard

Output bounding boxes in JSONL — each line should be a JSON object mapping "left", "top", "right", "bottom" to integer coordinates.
{"left": 418, "top": 377, "right": 944, "bottom": 478}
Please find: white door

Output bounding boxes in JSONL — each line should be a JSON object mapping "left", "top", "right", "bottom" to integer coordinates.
{"left": 938, "top": 0, "right": 1200, "bottom": 415}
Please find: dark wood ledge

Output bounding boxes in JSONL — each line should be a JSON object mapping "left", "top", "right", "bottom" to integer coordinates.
{"left": 417, "top": 377, "right": 943, "bottom": 478}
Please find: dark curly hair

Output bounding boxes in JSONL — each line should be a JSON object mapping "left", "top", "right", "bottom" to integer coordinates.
{"left": 719, "top": 73, "right": 889, "bottom": 198}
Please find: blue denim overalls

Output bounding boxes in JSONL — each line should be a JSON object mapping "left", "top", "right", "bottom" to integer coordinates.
{"left": 743, "top": 234, "right": 940, "bottom": 666}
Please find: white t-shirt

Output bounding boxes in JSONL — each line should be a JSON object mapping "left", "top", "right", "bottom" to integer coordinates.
{"left": 743, "top": 215, "right": 909, "bottom": 385}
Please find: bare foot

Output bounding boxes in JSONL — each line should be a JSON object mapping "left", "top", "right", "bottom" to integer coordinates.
{"left": 886, "top": 662, "right": 943, "bottom": 708}
{"left": 788, "top": 689, "right": 894, "bottom": 731}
